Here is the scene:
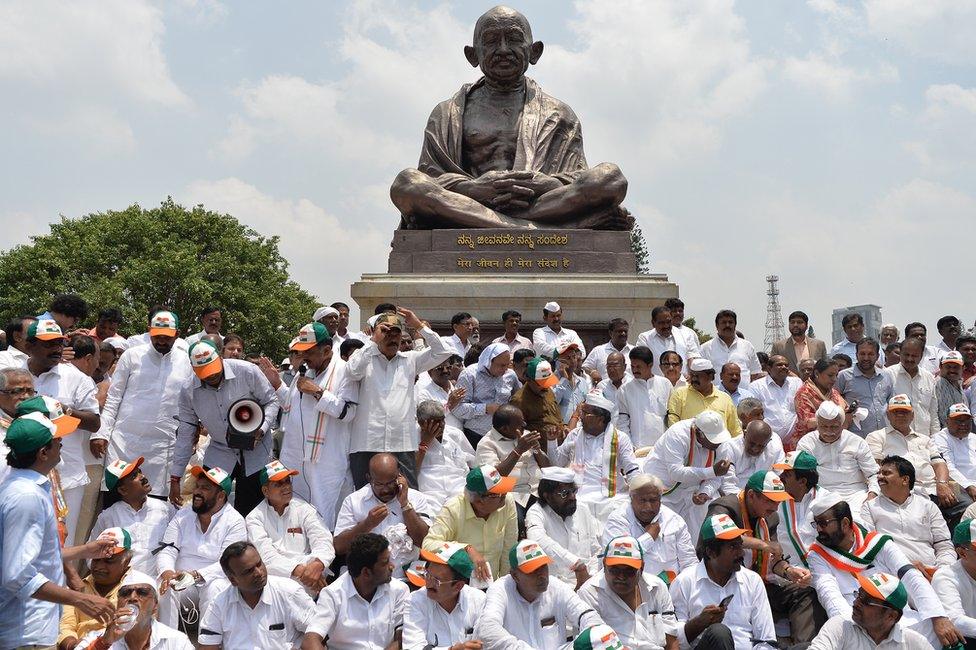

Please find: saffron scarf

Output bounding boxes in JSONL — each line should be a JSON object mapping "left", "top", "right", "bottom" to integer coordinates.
{"left": 662, "top": 426, "right": 714, "bottom": 495}
{"left": 808, "top": 523, "right": 891, "bottom": 574}
{"left": 779, "top": 488, "right": 815, "bottom": 568}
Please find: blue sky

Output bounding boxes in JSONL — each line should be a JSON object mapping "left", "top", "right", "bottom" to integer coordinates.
{"left": 2, "top": 0, "right": 974, "bottom": 343}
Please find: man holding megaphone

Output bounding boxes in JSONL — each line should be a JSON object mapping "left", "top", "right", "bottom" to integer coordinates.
{"left": 171, "top": 340, "right": 280, "bottom": 516}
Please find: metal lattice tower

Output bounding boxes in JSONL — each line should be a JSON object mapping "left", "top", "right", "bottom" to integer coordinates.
{"left": 764, "top": 275, "right": 785, "bottom": 351}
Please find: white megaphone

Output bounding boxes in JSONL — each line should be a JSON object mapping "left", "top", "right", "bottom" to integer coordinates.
{"left": 226, "top": 398, "right": 265, "bottom": 451}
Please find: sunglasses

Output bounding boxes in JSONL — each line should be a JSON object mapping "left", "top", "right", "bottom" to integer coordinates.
{"left": 118, "top": 586, "right": 154, "bottom": 598}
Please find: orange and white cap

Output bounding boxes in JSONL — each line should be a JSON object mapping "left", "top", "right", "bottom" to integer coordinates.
{"left": 189, "top": 341, "right": 222, "bottom": 379}
{"left": 148, "top": 311, "right": 179, "bottom": 337}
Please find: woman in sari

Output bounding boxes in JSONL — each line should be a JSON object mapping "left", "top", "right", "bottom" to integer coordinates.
{"left": 785, "top": 358, "right": 848, "bottom": 451}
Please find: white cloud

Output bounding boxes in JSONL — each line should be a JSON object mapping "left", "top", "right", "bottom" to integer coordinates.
{"left": 26, "top": 106, "right": 136, "bottom": 156}
{"left": 782, "top": 53, "right": 897, "bottom": 102}
{"left": 864, "top": 0, "right": 976, "bottom": 64}
{"left": 171, "top": 0, "right": 228, "bottom": 27}
{"left": 180, "top": 178, "right": 389, "bottom": 310}
{"left": 906, "top": 84, "right": 976, "bottom": 173}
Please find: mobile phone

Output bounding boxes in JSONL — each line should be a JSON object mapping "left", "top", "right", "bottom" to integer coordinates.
{"left": 718, "top": 594, "right": 734, "bottom": 608}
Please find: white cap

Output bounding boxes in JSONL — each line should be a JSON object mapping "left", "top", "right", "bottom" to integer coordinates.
{"left": 120, "top": 569, "right": 159, "bottom": 596}
{"left": 689, "top": 357, "right": 714, "bottom": 372}
{"left": 693, "top": 410, "right": 730, "bottom": 444}
{"left": 540, "top": 467, "right": 578, "bottom": 484}
{"left": 367, "top": 314, "right": 380, "bottom": 328}
{"left": 543, "top": 301, "right": 561, "bottom": 313}
{"left": 810, "top": 490, "right": 844, "bottom": 517}
{"left": 816, "top": 401, "right": 844, "bottom": 420}
{"left": 103, "top": 335, "right": 128, "bottom": 351}
{"left": 584, "top": 392, "right": 615, "bottom": 412}
{"left": 313, "top": 306, "right": 339, "bottom": 322}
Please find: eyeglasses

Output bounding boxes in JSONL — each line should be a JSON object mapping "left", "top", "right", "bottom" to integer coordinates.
{"left": 812, "top": 518, "right": 838, "bottom": 530}
{"left": 660, "top": 362, "right": 681, "bottom": 368}
{"left": 371, "top": 478, "right": 399, "bottom": 491}
{"left": 425, "top": 574, "right": 459, "bottom": 589}
{"left": 0, "top": 387, "right": 35, "bottom": 397}
{"left": 854, "top": 589, "right": 898, "bottom": 611}
{"left": 553, "top": 487, "right": 578, "bottom": 498}
{"left": 118, "top": 586, "right": 154, "bottom": 598}
{"left": 477, "top": 492, "right": 504, "bottom": 501}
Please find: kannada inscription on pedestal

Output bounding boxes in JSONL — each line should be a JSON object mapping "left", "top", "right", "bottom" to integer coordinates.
{"left": 388, "top": 228, "right": 636, "bottom": 274}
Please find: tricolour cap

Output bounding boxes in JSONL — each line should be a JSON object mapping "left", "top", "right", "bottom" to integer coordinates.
{"left": 104, "top": 456, "right": 145, "bottom": 490}
{"left": 856, "top": 571, "right": 908, "bottom": 611}
{"left": 97, "top": 527, "right": 132, "bottom": 555}
{"left": 509, "top": 540, "right": 550, "bottom": 574}
{"left": 942, "top": 351, "right": 964, "bottom": 365}
{"left": 3, "top": 412, "right": 64, "bottom": 454}
{"left": 465, "top": 465, "right": 515, "bottom": 495}
{"left": 699, "top": 514, "right": 748, "bottom": 541}
{"left": 291, "top": 322, "right": 331, "bottom": 351}
{"left": 693, "top": 410, "right": 730, "bottom": 445}
{"left": 688, "top": 357, "right": 714, "bottom": 372}
{"left": 15, "top": 395, "right": 80, "bottom": 437}
{"left": 526, "top": 358, "right": 558, "bottom": 389}
{"left": 120, "top": 569, "right": 158, "bottom": 596}
{"left": 148, "top": 311, "right": 179, "bottom": 337}
{"left": 188, "top": 341, "right": 223, "bottom": 379}
{"left": 190, "top": 465, "right": 233, "bottom": 494}
{"left": 949, "top": 403, "right": 973, "bottom": 419}
{"left": 543, "top": 301, "right": 561, "bottom": 313}
{"left": 573, "top": 624, "right": 624, "bottom": 650}
{"left": 952, "top": 519, "right": 976, "bottom": 548}
{"left": 601, "top": 536, "right": 644, "bottom": 569}
{"left": 404, "top": 560, "right": 427, "bottom": 588}
{"left": 773, "top": 450, "right": 818, "bottom": 472}
{"left": 420, "top": 541, "right": 476, "bottom": 579}
{"left": 557, "top": 341, "right": 580, "bottom": 354}
{"left": 259, "top": 460, "right": 299, "bottom": 486}
{"left": 27, "top": 319, "right": 65, "bottom": 341}
{"left": 745, "top": 470, "right": 792, "bottom": 502}
{"left": 887, "top": 394, "right": 913, "bottom": 411}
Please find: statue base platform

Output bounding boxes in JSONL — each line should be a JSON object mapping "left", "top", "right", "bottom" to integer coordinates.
{"left": 350, "top": 272, "right": 678, "bottom": 350}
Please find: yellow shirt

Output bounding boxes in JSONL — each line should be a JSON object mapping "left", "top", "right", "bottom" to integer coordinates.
{"left": 423, "top": 494, "right": 518, "bottom": 576}
{"left": 58, "top": 574, "right": 122, "bottom": 643}
{"left": 666, "top": 385, "right": 742, "bottom": 437}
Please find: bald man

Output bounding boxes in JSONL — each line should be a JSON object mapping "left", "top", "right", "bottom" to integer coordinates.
{"left": 727, "top": 421, "right": 785, "bottom": 490}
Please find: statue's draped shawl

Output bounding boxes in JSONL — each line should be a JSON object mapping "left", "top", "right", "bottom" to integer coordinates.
{"left": 417, "top": 77, "right": 587, "bottom": 189}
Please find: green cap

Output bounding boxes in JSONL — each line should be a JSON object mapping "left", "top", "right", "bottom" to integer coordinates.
{"left": 745, "top": 470, "right": 792, "bottom": 502}
{"left": 857, "top": 571, "right": 908, "bottom": 611}
{"left": 465, "top": 465, "right": 515, "bottom": 495}
{"left": 420, "top": 542, "right": 476, "bottom": 580}
{"left": 291, "top": 322, "right": 332, "bottom": 351}
{"left": 953, "top": 519, "right": 976, "bottom": 548}
{"left": 773, "top": 450, "right": 818, "bottom": 472}
{"left": 26, "top": 319, "right": 65, "bottom": 341}
{"left": 573, "top": 625, "right": 624, "bottom": 650}
{"left": 4, "top": 412, "right": 60, "bottom": 454}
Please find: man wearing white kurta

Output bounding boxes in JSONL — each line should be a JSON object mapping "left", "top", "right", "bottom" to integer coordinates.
{"left": 636, "top": 305, "right": 690, "bottom": 377}
{"left": 932, "top": 519, "right": 976, "bottom": 642}
{"left": 772, "top": 451, "right": 824, "bottom": 569}
{"left": 616, "top": 347, "right": 672, "bottom": 448}
{"left": 932, "top": 402, "right": 976, "bottom": 506}
{"left": 642, "top": 412, "right": 738, "bottom": 538}
{"left": 531, "top": 301, "right": 585, "bottom": 358}
{"left": 415, "top": 400, "right": 475, "bottom": 511}
{"left": 726, "top": 420, "right": 784, "bottom": 490}
{"left": 92, "top": 311, "right": 192, "bottom": 497}
{"left": 746, "top": 356, "right": 802, "bottom": 441}
{"left": 582, "top": 318, "right": 632, "bottom": 381}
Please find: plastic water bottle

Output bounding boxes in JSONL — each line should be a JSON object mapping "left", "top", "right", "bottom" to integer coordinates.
{"left": 117, "top": 603, "right": 140, "bottom": 633}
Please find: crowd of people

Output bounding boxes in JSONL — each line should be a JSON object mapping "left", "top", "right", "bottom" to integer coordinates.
{"left": 3, "top": 293, "right": 976, "bottom": 649}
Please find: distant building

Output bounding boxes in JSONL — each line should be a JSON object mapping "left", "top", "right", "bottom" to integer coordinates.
{"left": 831, "top": 305, "right": 883, "bottom": 345}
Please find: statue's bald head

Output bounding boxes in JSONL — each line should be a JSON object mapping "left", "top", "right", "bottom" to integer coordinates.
{"left": 465, "top": 5, "right": 543, "bottom": 84}
{"left": 473, "top": 6, "right": 533, "bottom": 44}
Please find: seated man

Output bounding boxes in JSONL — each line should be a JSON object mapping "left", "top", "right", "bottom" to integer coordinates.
{"left": 415, "top": 399, "right": 475, "bottom": 511}
{"left": 866, "top": 394, "right": 952, "bottom": 505}
{"left": 245, "top": 461, "right": 335, "bottom": 594}
{"left": 577, "top": 536, "right": 679, "bottom": 650}
{"left": 475, "top": 404, "right": 549, "bottom": 510}
{"left": 555, "top": 393, "right": 639, "bottom": 522}
{"left": 727, "top": 420, "right": 784, "bottom": 491}
{"left": 616, "top": 346, "right": 672, "bottom": 447}
{"left": 334, "top": 453, "right": 434, "bottom": 579}
{"left": 475, "top": 540, "right": 605, "bottom": 649}
{"left": 796, "top": 401, "right": 879, "bottom": 515}
{"left": 859, "top": 455, "right": 954, "bottom": 573}
{"left": 58, "top": 528, "right": 132, "bottom": 650}
{"left": 524, "top": 467, "right": 602, "bottom": 588}
{"left": 423, "top": 466, "right": 518, "bottom": 581}
{"left": 718, "top": 362, "right": 749, "bottom": 406}
{"left": 666, "top": 358, "right": 742, "bottom": 438}
{"left": 415, "top": 355, "right": 465, "bottom": 431}
{"left": 302, "top": 533, "right": 408, "bottom": 650}
{"left": 90, "top": 456, "right": 173, "bottom": 575}
{"left": 933, "top": 402, "right": 976, "bottom": 520}
{"left": 553, "top": 341, "right": 592, "bottom": 425}
{"left": 198, "top": 541, "right": 315, "bottom": 650}
{"left": 643, "top": 411, "right": 738, "bottom": 537}
{"left": 744, "top": 355, "right": 801, "bottom": 442}
{"left": 603, "top": 473, "right": 697, "bottom": 581}
{"left": 704, "top": 471, "right": 822, "bottom": 644}
{"left": 772, "top": 451, "right": 824, "bottom": 568}
{"left": 403, "top": 543, "right": 486, "bottom": 650}
{"left": 808, "top": 571, "right": 932, "bottom": 649}
{"left": 509, "top": 357, "right": 562, "bottom": 441}
{"left": 807, "top": 493, "right": 962, "bottom": 647}
{"left": 670, "top": 515, "right": 777, "bottom": 650}
{"left": 932, "top": 519, "right": 976, "bottom": 645}
{"left": 74, "top": 570, "right": 193, "bottom": 649}
{"left": 156, "top": 466, "right": 247, "bottom": 629}
{"left": 735, "top": 396, "right": 765, "bottom": 431}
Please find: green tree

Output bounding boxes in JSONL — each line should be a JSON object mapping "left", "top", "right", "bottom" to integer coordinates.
{"left": 630, "top": 225, "right": 650, "bottom": 274}
{"left": 0, "top": 198, "right": 318, "bottom": 358}
{"left": 683, "top": 317, "right": 712, "bottom": 344}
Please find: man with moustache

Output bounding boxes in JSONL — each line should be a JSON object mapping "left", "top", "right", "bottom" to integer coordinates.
{"left": 637, "top": 306, "right": 688, "bottom": 377}
{"left": 835, "top": 338, "right": 888, "bottom": 436}
{"left": 0, "top": 367, "right": 36, "bottom": 482}
{"left": 664, "top": 299, "right": 702, "bottom": 360}
{"left": 596, "top": 351, "right": 627, "bottom": 415}
{"left": 773, "top": 451, "right": 824, "bottom": 570}
{"left": 936, "top": 350, "right": 966, "bottom": 427}
{"left": 584, "top": 318, "right": 633, "bottom": 382}
{"left": 416, "top": 355, "right": 466, "bottom": 431}
{"left": 744, "top": 354, "right": 802, "bottom": 442}
{"left": 492, "top": 309, "right": 533, "bottom": 355}
{"left": 616, "top": 346, "right": 672, "bottom": 447}
{"left": 666, "top": 358, "right": 741, "bottom": 438}
{"left": 700, "top": 310, "right": 763, "bottom": 387}
{"left": 771, "top": 310, "right": 827, "bottom": 373}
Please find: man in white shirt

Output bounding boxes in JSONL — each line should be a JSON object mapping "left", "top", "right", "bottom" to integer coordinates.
{"left": 245, "top": 461, "right": 334, "bottom": 594}
{"left": 492, "top": 309, "right": 533, "bottom": 354}
{"left": 904, "top": 321, "right": 944, "bottom": 375}
{"left": 91, "top": 311, "right": 193, "bottom": 499}
{"left": 583, "top": 318, "right": 633, "bottom": 382}
{"left": 808, "top": 571, "right": 933, "bottom": 649}
{"left": 525, "top": 466, "right": 602, "bottom": 588}
{"left": 830, "top": 313, "right": 884, "bottom": 367}
{"left": 866, "top": 393, "right": 951, "bottom": 503}
{"left": 415, "top": 357, "right": 465, "bottom": 431}
{"left": 531, "top": 301, "right": 585, "bottom": 358}
{"left": 577, "top": 535, "right": 679, "bottom": 650}
{"left": 772, "top": 451, "right": 823, "bottom": 568}
{"left": 416, "top": 400, "right": 475, "bottom": 511}
{"left": 403, "top": 542, "right": 486, "bottom": 650}
{"left": 933, "top": 402, "right": 976, "bottom": 514}
{"left": 717, "top": 363, "right": 750, "bottom": 407}
{"left": 642, "top": 411, "right": 738, "bottom": 538}
{"left": 615, "top": 346, "right": 672, "bottom": 448}
{"left": 183, "top": 306, "right": 223, "bottom": 348}
{"left": 475, "top": 540, "right": 604, "bottom": 649}
{"left": 334, "top": 453, "right": 434, "bottom": 579}
{"left": 475, "top": 404, "right": 549, "bottom": 510}
{"left": 860, "top": 455, "right": 954, "bottom": 572}
{"left": 727, "top": 420, "right": 784, "bottom": 490}
{"left": 670, "top": 514, "right": 777, "bottom": 650}
{"left": 0, "top": 316, "right": 33, "bottom": 370}
{"left": 700, "top": 310, "right": 763, "bottom": 387}
{"left": 441, "top": 312, "right": 475, "bottom": 358}
{"left": 746, "top": 355, "right": 801, "bottom": 442}
{"left": 602, "top": 474, "right": 696, "bottom": 582}
{"left": 197, "top": 541, "right": 314, "bottom": 649}
{"left": 932, "top": 519, "right": 976, "bottom": 644}
{"left": 302, "top": 533, "right": 408, "bottom": 650}
{"left": 346, "top": 308, "right": 451, "bottom": 488}
{"left": 90, "top": 457, "right": 174, "bottom": 575}
{"left": 596, "top": 352, "right": 627, "bottom": 418}
{"left": 664, "top": 298, "right": 702, "bottom": 360}
{"left": 881, "top": 336, "right": 940, "bottom": 435}
{"left": 327, "top": 302, "right": 368, "bottom": 345}
{"left": 796, "top": 401, "right": 879, "bottom": 515}
{"left": 555, "top": 393, "right": 640, "bottom": 523}
{"left": 637, "top": 305, "right": 688, "bottom": 377}
{"left": 156, "top": 465, "right": 247, "bottom": 628}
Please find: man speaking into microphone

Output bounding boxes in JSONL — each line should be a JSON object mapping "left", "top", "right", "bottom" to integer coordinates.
{"left": 172, "top": 340, "right": 280, "bottom": 515}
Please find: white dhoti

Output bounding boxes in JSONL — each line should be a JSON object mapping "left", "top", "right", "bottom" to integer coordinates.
{"left": 662, "top": 490, "right": 708, "bottom": 544}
